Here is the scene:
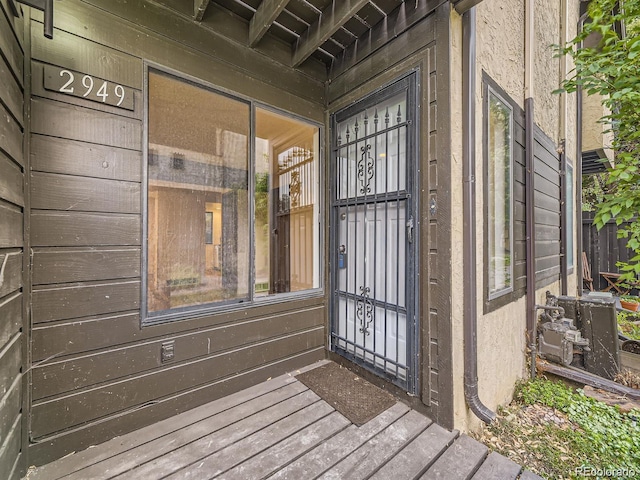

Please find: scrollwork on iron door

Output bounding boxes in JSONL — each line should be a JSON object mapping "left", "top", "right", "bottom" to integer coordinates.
{"left": 357, "top": 144, "right": 375, "bottom": 194}
{"left": 357, "top": 286, "right": 374, "bottom": 335}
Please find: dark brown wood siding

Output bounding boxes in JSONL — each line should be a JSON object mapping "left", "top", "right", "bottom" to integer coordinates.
{"left": 0, "top": 1, "right": 25, "bottom": 479}
{"left": 534, "top": 125, "right": 562, "bottom": 288}
{"left": 27, "top": 0, "right": 325, "bottom": 465}
{"left": 512, "top": 110, "right": 528, "bottom": 295}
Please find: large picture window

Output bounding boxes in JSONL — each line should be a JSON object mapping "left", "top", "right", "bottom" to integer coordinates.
{"left": 145, "top": 69, "right": 321, "bottom": 321}
{"left": 486, "top": 87, "right": 514, "bottom": 299}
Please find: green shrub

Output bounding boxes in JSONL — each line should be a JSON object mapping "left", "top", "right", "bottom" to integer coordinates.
{"left": 516, "top": 378, "right": 640, "bottom": 477}
{"left": 618, "top": 311, "right": 640, "bottom": 341}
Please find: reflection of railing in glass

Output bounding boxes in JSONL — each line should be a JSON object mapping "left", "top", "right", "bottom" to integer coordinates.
{"left": 275, "top": 150, "right": 315, "bottom": 292}
{"left": 290, "top": 171, "right": 301, "bottom": 208}
{"left": 277, "top": 148, "right": 315, "bottom": 214}
{"left": 170, "top": 152, "right": 185, "bottom": 170}
{"left": 255, "top": 107, "right": 320, "bottom": 297}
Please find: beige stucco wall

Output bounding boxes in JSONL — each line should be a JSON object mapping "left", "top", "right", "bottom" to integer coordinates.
{"left": 565, "top": 0, "right": 580, "bottom": 160}
{"left": 449, "top": 0, "right": 581, "bottom": 432}
{"left": 449, "top": 7, "right": 465, "bottom": 432}
{"left": 582, "top": 93, "right": 615, "bottom": 163}
{"left": 534, "top": 0, "right": 561, "bottom": 138}
{"left": 476, "top": 1, "right": 526, "bottom": 109}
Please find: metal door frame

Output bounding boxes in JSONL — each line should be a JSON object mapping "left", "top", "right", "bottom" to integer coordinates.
{"left": 329, "top": 71, "right": 420, "bottom": 394}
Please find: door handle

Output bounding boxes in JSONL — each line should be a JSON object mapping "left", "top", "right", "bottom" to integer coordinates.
{"left": 406, "top": 216, "right": 414, "bottom": 244}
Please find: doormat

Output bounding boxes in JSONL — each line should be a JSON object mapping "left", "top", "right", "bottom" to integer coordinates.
{"left": 296, "top": 362, "right": 396, "bottom": 426}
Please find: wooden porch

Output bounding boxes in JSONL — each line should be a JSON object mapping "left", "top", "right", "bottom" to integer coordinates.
{"left": 26, "top": 361, "right": 542, "bottom": 480}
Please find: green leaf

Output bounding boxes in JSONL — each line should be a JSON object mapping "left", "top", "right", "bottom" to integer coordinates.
{"left": 565, "top": 0, "right": 640, "bottom": 278}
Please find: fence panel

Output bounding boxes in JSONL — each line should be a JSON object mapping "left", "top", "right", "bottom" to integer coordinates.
{"left": 582, "top": 212, "right": 636, "bottom": 291}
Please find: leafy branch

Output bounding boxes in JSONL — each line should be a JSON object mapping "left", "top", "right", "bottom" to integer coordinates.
{"left": 560, "top": 0, "right": 640, "bottom": 281}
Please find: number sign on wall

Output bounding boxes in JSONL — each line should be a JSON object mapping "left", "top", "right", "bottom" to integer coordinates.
{"left": 44, "top": 65, "right": 135, "bottom": 111}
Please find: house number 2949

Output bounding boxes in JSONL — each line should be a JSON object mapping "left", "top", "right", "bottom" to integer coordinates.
{"left": 44, "top": 65, "right": 135, "bottom": 111}
{"left": 59, "top": 70, "right": 126, "bottom": 105}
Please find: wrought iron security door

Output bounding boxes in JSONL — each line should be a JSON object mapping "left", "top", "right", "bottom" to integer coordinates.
{"left": 330, "top": 74, "right": 418, "bottom": 392}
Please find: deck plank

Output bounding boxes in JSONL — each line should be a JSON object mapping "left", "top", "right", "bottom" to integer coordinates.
{"left": 30, "top": 367, "right": 313, "bottom": 480}
{"left": 27, "top": 361, "right": 532, "bottom": 480}
{"left": 518, "top": 470, "right": 546, "bottom": 480}
{"left": 420, "top": 434, "right": 488, "bottom": 480}
{"left": 216, "top": 410, "right": 351, "bottom": 480}
{"left": 270, "top": 402, "right": 410, "bottom": 479}
{"left": 61, "top": 383, "right": 310, "bottom": 480}
{"left": 318, "top": 409, "right": 432, "bottom": 480}
{"left": 471, "top": 451, "right": 522, "bottom": 480}
{"left": 370, "top": 423, "right": 458, "bottom": 479}
{"left": 165, "top": 400, "right": 334, "bottom": 479}
{"left": 216, "top": 412, "right": 351, "bottom": 480}
{"left": 117, "top": 390, "right": 321, "bottom": 479}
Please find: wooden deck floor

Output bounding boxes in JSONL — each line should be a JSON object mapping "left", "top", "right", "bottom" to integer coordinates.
{"left": 27, "top": 361, "right": 543, "bottom": 480}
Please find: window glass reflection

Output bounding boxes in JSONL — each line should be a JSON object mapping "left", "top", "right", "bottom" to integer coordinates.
{"left": 255, "top": 108, "right": 320, "bottom": 295}
{"left": 488, "top": 90, "right": 513, "bottom": 297}
{"left": 147, "top": 71, "right": 250, "bottom": 313}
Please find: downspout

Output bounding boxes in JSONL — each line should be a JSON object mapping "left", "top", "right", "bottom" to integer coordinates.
{"left": 461, "top": 5, "right": 495, "bottom": 424}
{"left": 560, "top": 142, "right": 568, "bottom": 296}
{"left": 576, "top": 83, "right": 583, "bottom": 297}
{"left": 525, "top": 0, "right": 537, "bottom": 379}
{"left": 559, "top": 0, "right": 569, "bottom": 296}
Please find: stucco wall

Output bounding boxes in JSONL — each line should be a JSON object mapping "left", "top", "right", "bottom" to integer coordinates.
{"left": 582, "top": 93, "right": 615, "bottom": 162}
{"left": 534, "top": 0, "right": 561, "bottom": 139}
{"left": 449, "top": 7, "right": 465, "bottom": 432}
{"left": 477, "top": 1, "right": 525, "bottom": 109}
{"left": 565, "top": 0, "right": 581, "bottom": 160}
{"left": 450, "top": 0, "right": 581, "bottom": 432}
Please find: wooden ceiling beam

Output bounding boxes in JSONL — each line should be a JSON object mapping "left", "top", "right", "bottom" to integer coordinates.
{"left": 249, "top": 0, "right": 291, "bottom": 47}
{"left": 194, "top": 0, "right": 211, "bottom": 21}
{"left": 292, "top": 0, "right": 370, "bottom": 67}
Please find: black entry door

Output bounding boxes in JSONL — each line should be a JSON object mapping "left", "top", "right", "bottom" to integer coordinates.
{"left": 330, "top": 73, "right": 419, "bottom": 393}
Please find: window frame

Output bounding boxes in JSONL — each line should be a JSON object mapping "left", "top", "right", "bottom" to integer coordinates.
{"left": 141, "top": 63, "right": 324, "bottom": 326}
{"left": 484, "top": 83, "right": 515, "bottom": 302}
